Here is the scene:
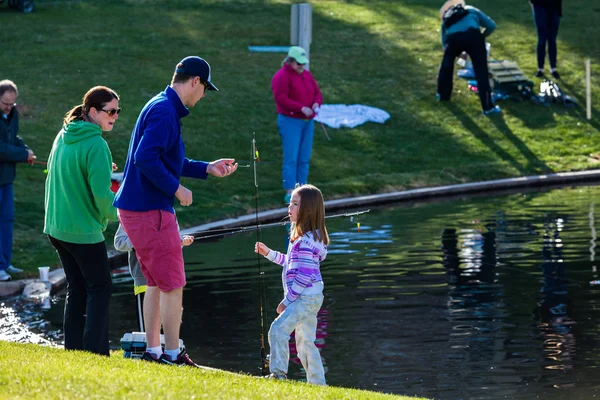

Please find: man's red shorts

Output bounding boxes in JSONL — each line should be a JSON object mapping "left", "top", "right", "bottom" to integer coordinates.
{"left": 118, "top": 209, "right": 185, "bottom": 292}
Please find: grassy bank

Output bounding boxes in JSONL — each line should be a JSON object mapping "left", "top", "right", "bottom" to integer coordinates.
{"left": 0, "top": 342, "right": 424, "bottom": 399}
{"left": 3, "top": 0, "right": 599, "bottom": 273}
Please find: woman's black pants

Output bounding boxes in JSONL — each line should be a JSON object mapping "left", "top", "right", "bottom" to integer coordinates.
{"left": 48, "top": 236, "right": 112, "bottom": 356}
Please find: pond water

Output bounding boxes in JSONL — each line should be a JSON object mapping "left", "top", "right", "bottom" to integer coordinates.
{"left": 39, "top": 184, "right": 600, "bottom": 399}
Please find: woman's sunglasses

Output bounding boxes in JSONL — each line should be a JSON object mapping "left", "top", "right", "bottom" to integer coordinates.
{"left": 99, "top": 108, "right": 121, "bottom": 117}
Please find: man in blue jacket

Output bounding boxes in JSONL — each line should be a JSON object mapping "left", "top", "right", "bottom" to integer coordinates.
{"left": 114, "top": 56, "right": 237, "bottom": 367}
{"left": 437, "top": 0, "right": 500, "bottom": 115}
{"left": 0, "top": 80, "right": 35, "bottom": 281}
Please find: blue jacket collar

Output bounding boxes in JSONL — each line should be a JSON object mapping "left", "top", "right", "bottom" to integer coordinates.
{"left": 165, "top": 86, "right": 190, "bottom": 119}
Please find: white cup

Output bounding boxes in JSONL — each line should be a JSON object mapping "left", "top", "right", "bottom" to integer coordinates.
{"left": 41, "top": 296, "right": 51, "bottom": 309}
{"left": 39, "top": 266, "right": 50, "bottom": 282}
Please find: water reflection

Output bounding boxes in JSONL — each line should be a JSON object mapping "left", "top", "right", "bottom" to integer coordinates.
{"left": 8, "top": 185, "right": 600, "bottom": 399}
{"left": 536, "top": 218, "right": 576, "bottom": 373}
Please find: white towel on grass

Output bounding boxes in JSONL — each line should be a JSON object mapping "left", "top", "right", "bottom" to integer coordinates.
{"left": 314, "top": 104, "right": 390, "bottom": 129}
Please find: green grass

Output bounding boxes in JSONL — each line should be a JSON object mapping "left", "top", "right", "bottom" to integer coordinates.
{"left": 0, "top": 342, "right": 424, "bottom": 399}
{"left": 2, "top": 0, "right": 600, "bottom": 274}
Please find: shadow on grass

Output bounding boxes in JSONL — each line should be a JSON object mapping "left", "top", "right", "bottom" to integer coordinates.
{"left": 444, "top": 102, "right": 549, "bottom": 174}
{"left": 489, "top": 113, "right": 552, "bottom": 172}
{"left": 551, "top": 79, "right": 600, "bottom": 133}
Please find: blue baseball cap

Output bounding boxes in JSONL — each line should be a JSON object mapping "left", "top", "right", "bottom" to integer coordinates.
{"left": 175, "top": 56, "right": 218, "bottom": 91}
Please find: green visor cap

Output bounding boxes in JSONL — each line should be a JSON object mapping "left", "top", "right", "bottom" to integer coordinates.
{"left": 287, "top": 46, "right": 309, "bottom": 64}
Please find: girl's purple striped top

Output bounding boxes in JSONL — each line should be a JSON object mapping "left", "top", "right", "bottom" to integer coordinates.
{"left": 266, "top": 231, "right": 327, "bottom": 306}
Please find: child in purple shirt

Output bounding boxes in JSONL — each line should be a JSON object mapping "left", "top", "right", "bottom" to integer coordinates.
{"left": 255, "top": 184, "right": 329, "bottom": 385}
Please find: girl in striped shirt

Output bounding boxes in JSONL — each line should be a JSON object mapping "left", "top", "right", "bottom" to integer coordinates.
{"left": 255, "top": 184, "right": 329, "bottom": 385}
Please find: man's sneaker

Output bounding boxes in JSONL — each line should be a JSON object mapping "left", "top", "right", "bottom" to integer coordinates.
{"left": 0, "top": 270, "right": 11, "bottom": 282}
{"left": 6, "top": 265, "right": 23, "bottom": 274}
{"left": 483, "top": 105, "right": 502, "bottom": 116}
{"left": 551, "top": 70, "right": 561, "bottom": 79}
{"left": 159, "top": 349, "right": 200, "bottom": 368}
{"left": 264, "top": 373, "right": 287, "bottom": 380}
{"left": 534, "top": 70, "right": 545, "bottom": 78}
{"left": 284, "top": 192, "right": 292, "bottom": 204}
{"left": 140, "top": 351, "right": 162, "bottom": 363}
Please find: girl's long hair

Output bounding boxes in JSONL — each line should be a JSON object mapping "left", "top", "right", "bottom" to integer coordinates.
{"left": 63, "top": 86, "right": 119, "bottom": 125}
{"left": 290, "top": 184, "right": 329, "bottom": 245}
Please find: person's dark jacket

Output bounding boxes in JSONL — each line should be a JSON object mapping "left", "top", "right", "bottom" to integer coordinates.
{"left": 0, "top": 108, "right": 29, "bottom": 186}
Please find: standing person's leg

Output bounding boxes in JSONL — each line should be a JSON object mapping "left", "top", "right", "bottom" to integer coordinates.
{"left": 547, "top": 8, "right": 560, "bottom": 71}
{"left": 79, "top": 242, "right": 112, "bottom": 356}
{"left": 296, "top": 120, "right": 314, "bottom": 186}
{"left": 294, "top": 294, "right": 325, "bottom": 385}
{"left": 119, "top": 210, "right": 164, "bottom": 352}
{"left": 56, "top": 239, "right": 112, "bottom": 356}
{"left": 0, "top": 184, "right": 14, "bottom": 272}
{"left": 143, "top": 287, "right": 161, "bottom": 348}
{"left": 278, "top": 115, "right": 303, "bottom": 193}
{"left": 268, "top": 298, "right": 319, "bottom": 378}
{"left": 467, "top": 31, "right": 494, "bottom": 112}
{"left": 533, "top": 4, "right": 549, "bottom": 71}
{"left": 437, "top": 36, "right": 462, "bottom": 101}
{"left": 119, "top": 209, "right": 187, "bottom": 362}
{"left": 48, "top": 236, "right": 86, "bottom": 351}
{"left": 268, "top": 305, "right": 298, "bottom": 377}
{"left": 136, "top": 291, "right": 146, "bottom": 333}
{"left": 160, "top": 287, "right": 183, "bottom": 353}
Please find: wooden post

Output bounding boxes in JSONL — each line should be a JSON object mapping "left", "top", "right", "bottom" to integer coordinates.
{"left": 586, "top": 59, "right": 592, "bottom": 120}
{"left": 291, "top": 3, "right": 312, "bottom": 70}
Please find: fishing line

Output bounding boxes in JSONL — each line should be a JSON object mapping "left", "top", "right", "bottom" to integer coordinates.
{"left": 191, "top": 210, "right": 370, "bottom": 242}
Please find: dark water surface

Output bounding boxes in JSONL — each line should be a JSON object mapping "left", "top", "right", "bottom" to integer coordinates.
{"left": 44, "top": 185, "right": 600, "bottom": 399}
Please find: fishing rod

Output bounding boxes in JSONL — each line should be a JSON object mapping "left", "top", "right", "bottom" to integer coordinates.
{"left": 237, "top": 137, "right": 260, "bottom": 168}
{"left": 191, "top": 209, "right": 370, "bottom": 242}
{"left": 246, "top": 132, "right": 270, "bottom": 377}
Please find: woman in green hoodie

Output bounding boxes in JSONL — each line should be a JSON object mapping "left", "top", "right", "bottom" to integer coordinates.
{"left": 44, "top": 86, "right": 120, "bottom": 356}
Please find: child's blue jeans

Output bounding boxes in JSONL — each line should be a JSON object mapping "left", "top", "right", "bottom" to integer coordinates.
{"left": 268, "top": 293, "right": 326, "bottom": 385}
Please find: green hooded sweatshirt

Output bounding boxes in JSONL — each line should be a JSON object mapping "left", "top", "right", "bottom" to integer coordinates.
{"left": 44, "top": 120, "right": 118, "bottom": 244}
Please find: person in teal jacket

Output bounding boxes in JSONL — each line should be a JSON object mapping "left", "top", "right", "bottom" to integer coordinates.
{"left": 44, "top": 86, "right": 120, "bottom": 356}
{"left": 437, "top": 0, "right": 500, "bottom": 115}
